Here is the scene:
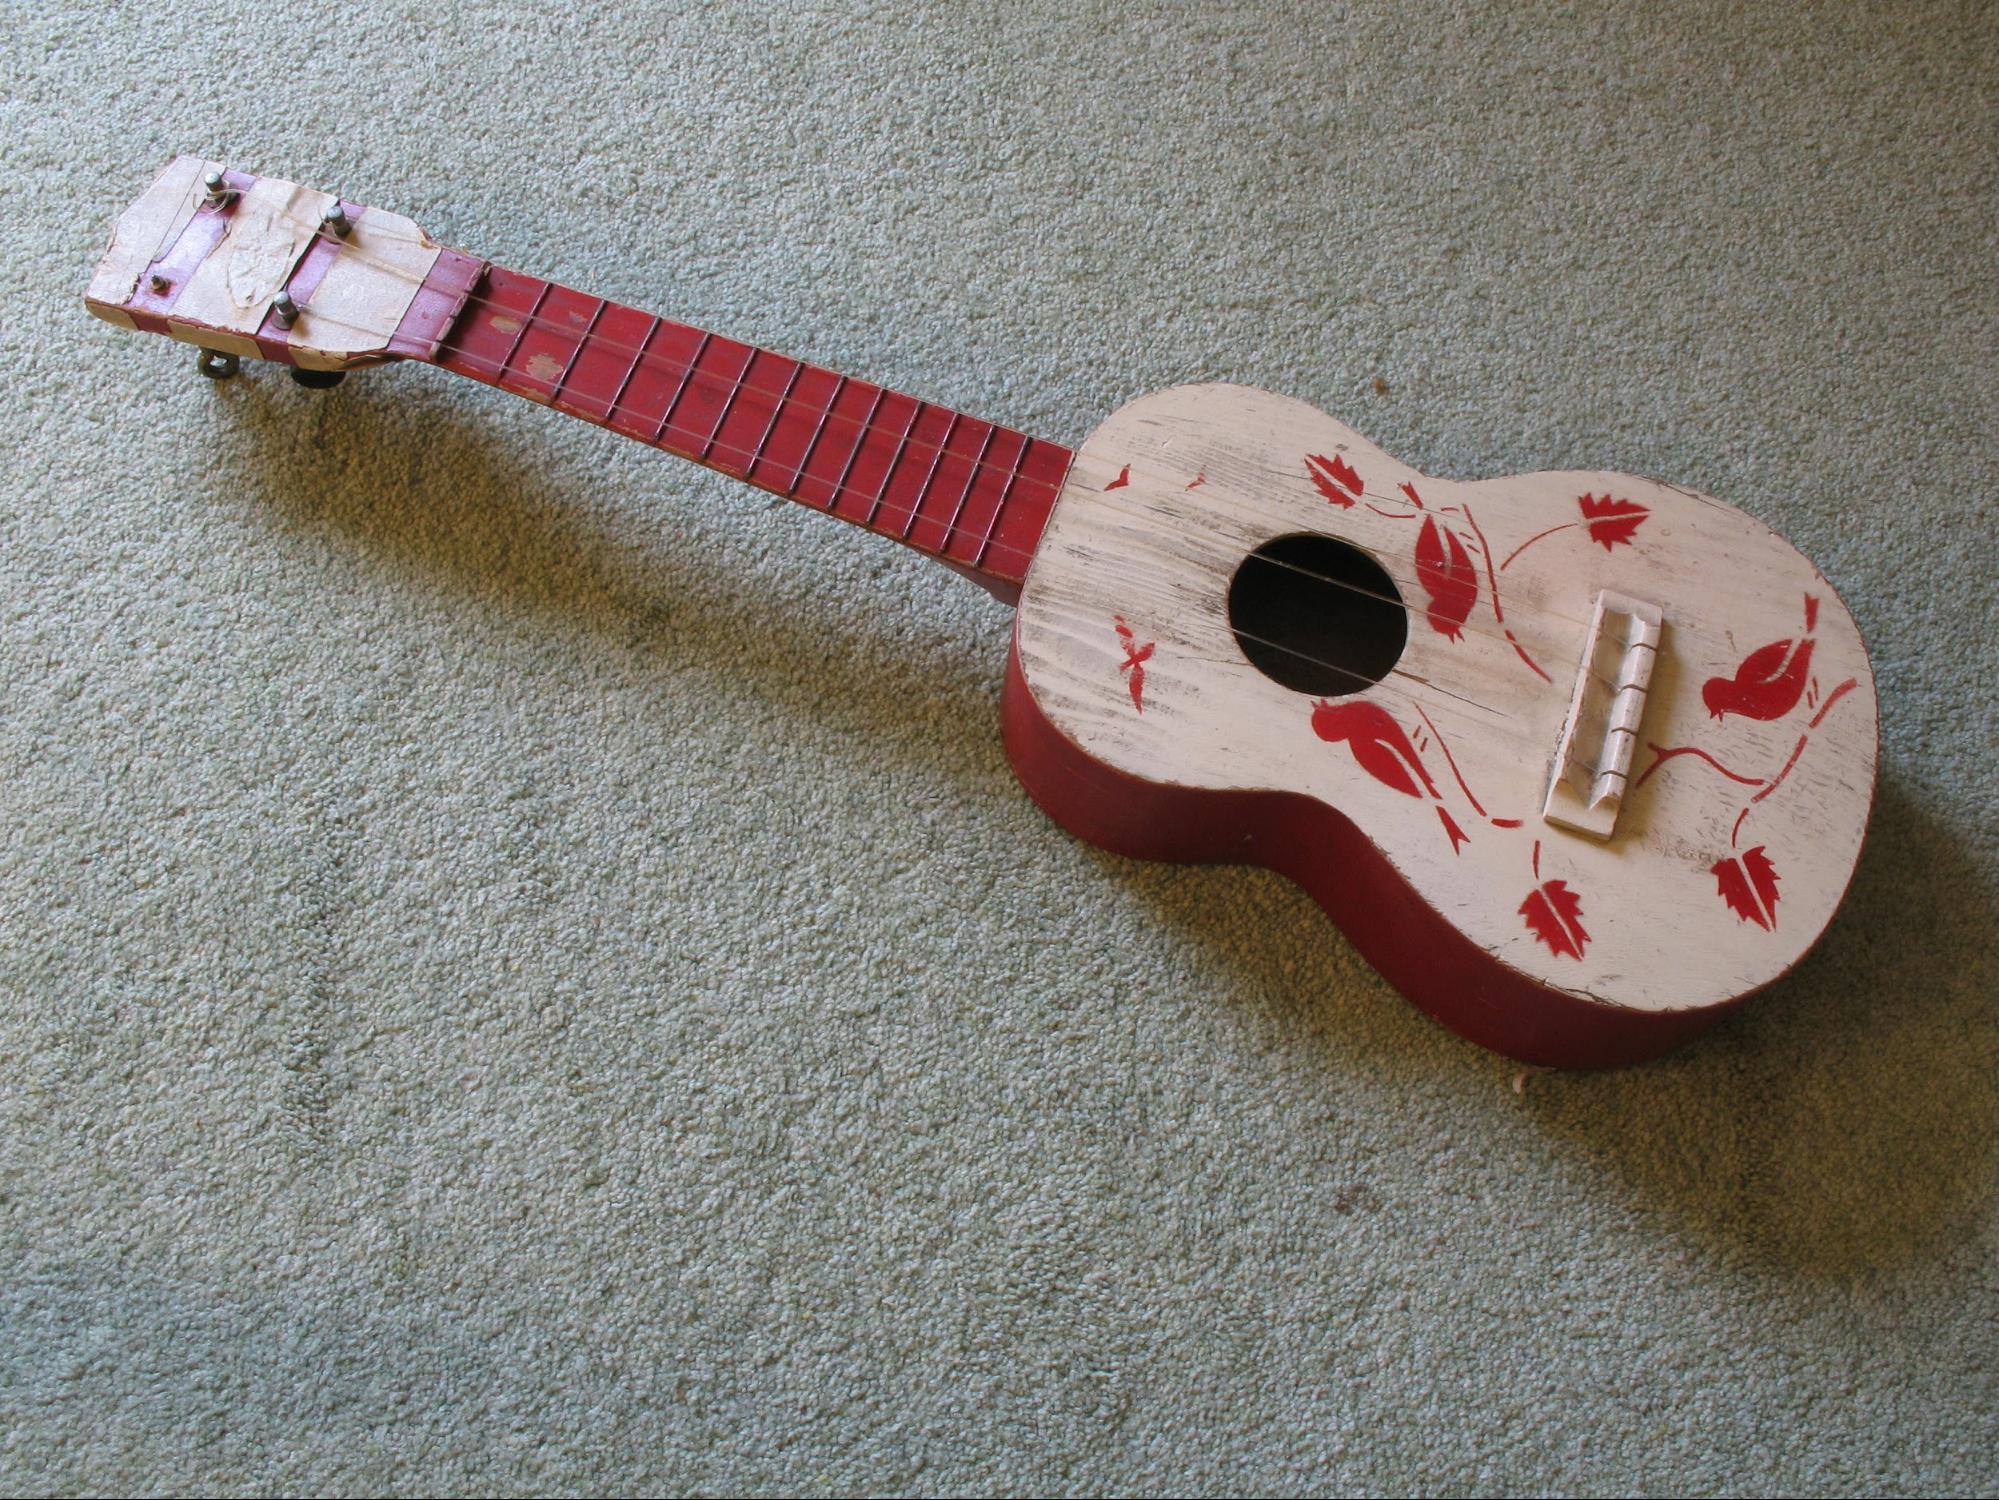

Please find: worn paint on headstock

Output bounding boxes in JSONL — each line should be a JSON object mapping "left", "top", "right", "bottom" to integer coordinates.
{"left": 84, "top": 155, "right": 464, "bottom": 371}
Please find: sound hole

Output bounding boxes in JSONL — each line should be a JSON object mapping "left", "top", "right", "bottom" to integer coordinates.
{"left": 1227, "top": 533, "right": 1407, "bottom": 696}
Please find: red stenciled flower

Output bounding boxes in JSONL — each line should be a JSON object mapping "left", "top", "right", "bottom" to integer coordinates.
{"left": 1415, "top": 515, "right": 1478, "bottom": 640}
{"left": 1521, "top": 879, "right": 1589, "bottom": 959}
{"left": 1713, "top": 846, "right": 1781, "bottom": 930}
{"left": 1311, "top": 699, "right": 1440, "bottom": 801}
{"left": 1578, "top": 493, "right": 1649, "bottom": 550}
{"left": 1306, "top": 453, "right": 1363, "bottom": 508}
{"left": 1113, "top": 616, "right": 1154, "bottom": 713}
{"left": 1702, "top": 595, "right": 1818, "bottom": 722}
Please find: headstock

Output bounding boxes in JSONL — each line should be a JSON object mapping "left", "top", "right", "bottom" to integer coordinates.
{"left": 85, "top": 155, "right": 445, "bottom": 379}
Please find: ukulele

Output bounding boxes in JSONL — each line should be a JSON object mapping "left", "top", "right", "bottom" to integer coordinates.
{"left": 84, "top": 156, "right": 1879, "bottom": 1067}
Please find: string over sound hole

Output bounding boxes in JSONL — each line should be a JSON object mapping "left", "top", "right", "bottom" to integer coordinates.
{"left": 1228, "top": 533, "right": 1407, "bottom": 696}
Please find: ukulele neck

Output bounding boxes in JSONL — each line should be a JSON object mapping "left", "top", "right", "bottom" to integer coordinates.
{"left": 83, "top": 158, "right": 1071, "bottom": 601}
{"left": 402, "top": 250, "right": 1072, "bottom": 604}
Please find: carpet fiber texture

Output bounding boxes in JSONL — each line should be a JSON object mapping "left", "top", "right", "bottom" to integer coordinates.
{"left": 2, "top": 2, "right": 1994, "bottom": 1494}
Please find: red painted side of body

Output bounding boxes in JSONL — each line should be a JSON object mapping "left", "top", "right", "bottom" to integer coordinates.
{"left": 998, "top": 642, "right": 1740, "bottom": 1068}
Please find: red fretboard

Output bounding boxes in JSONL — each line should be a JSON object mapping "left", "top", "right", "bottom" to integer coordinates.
{"left": 399, "top": 251, "right": 1071, "bottom": 601}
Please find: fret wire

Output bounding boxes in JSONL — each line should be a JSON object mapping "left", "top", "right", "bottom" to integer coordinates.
{"left": 784, "top": 372, "right": 848, "bottom": 498}
{"left": 544, "top": 296, "right": 607, "bottom": 406}
{"left": 263, "top": 218, "right": 1080, "bottom": 582}
{"left": 432, "top": 316, "right": 1068, "bottom": 574}
{"left": 483, "top": 314, "right": 1046, "bottom": 548}
{"left": 603, "top": 314, "right": 662, "bottom": 425}
{"left": 695, "top": 345, "right": 759, "bottom": 462}
{"left": 424, "top": 294, "right": 1572, "bottom": 656}
{"left": 972, "top": 431, "right": 1035, "bottom": 570}
{"left": 494, "top": 279, "right": 552, "bottom": 376}
{"left": 743, "top": 358, "right": 805, "bottom": 480}
{"left": 469, "top": 337, "right": 1051, "bottom": 576}
{"left": 269, "top": 212, "right": 1063, "bottom": 548}
{"left": 270, "top": 219, "right": 1072, "bottom": 553}
{"left": 827, "top": 385, "right": 890, "bottom": 516}
{"left": 899, "top": 410, "right": 963, "bottom": 541}
{"left": 430, "top": 261, "right": 491, "bottom": 360}
{"left": 937, "top": 421, "right": 999, "bottom": 555}
{"left": 454, "top": 296, "right": 1056, "bottom": 565}
{"left": 863, "top": 400, "right": 928, "bottom": 529}
{"left": 648, "top": 330, "right": 713, "bottom": 446}
{"left": 436, "top": 331, "right": 1497, "bottom": 642}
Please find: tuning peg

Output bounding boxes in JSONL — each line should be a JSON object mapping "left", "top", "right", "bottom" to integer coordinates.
{"left": 288, "top": 367, "right": 346, "bottom": 390}
{"left": 202, "top": 170, "right": 237, "bottom": 208}
{"left": 321, "top": 203, "right": 353, "bottom": 238}
{"left": 271, "top": 290, "right": 301, "bottom": 328}
{"left": 195, "top": 349, "right": 239, "bottom": 380}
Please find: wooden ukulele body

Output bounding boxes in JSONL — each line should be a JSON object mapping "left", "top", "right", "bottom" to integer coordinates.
{"left": 1006, "top": 385, "right": 1876, "bottom": 1067}
{"left": 85, "top": 159, "right": 1881, "bottom": 1067}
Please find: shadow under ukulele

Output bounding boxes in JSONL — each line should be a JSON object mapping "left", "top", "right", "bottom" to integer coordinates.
{"left": 219, "top": 364, "right": 1988, "bottom": 1276}
{"left": 87, "top": 157, "right": 1879, "bottom": 1072}
{"left": 217, "top": 370, "right": 1006, "bottom": 774}
{"left": 1521, "top": 776, "right": 1996, "bottom": 1275}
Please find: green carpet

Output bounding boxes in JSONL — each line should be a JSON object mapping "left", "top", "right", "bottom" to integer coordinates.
{"left": 2, "top": 2, "right": 1993, "bottom": 1493}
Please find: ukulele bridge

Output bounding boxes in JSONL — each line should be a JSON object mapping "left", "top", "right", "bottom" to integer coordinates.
{"left": 1542, "top": 590, "right": 1665, "bottom": 840}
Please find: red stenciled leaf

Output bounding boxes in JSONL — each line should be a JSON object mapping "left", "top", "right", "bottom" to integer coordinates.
{"left": 1520, "top": 880, "right": 1589, "bottom": 959}
{"left": 1306, "top": 453, "right": 1363, "bottom": 508}
{"left": 1713, "top": 860, "right": 1762, "bottom": 927}
{"left": 1702, "top": 636, "right": 1816, "bottom": 721}
{"left": 1122, "top": 643, "right": 1153, "bottom": 713}
{"left": 1113, "top": 615, "right": 1154, "bottom": 713}
{"left": 1578, "top": 493, "right": 1649, "bottom": 551}
{"left": 1311, "top": 699, "right": 1440, "bottom": 800}
{"left": 1104, "top": 464, "right": 1131, "bottom": 490}
{"left": 1712, "top": 846, "right": 1781, "bottom": 930}
{"left": 1436, "top": 805, "right": 1469, "bottom": 854}
{"left": 1744, "top": 846, "right": 1780, "bottom": 913}
{"left": 1415, "top": 515, "right": 1479, "bottom": 640}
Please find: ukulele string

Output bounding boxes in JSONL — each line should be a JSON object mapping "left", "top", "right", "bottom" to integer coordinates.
{"left": 428, "top": 331, "right": 1620, "bottom": 702}
{"left": 264, "top": 293, "right": 1621, "bottom": 708}
{"left": 276, "top": 292, "right": 1595, "bottom": 644}
{"left": 247, "top": 214, "right": 1607, "bottom": 688}
{"left": 256, "top": 213, "right": 1584, "bottom": 604}
{"left": 257, "top": 214, "right": 1608, "bottom": 637}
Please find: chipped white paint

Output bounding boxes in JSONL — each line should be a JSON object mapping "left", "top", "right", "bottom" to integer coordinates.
{"left": 85, "top": 158, "right": 440, "bottom": 368}
{"left": 166, "top": 176, "right": 334, "bottom": 342}
{"left": 84, "top": 153, "right": 216, "bottom": 317}
{"left": 291, "top": 201, "right": 440, "bottom": 369}
{"left": 1015, "top": 384, "right": 1878, "bottom": 1015}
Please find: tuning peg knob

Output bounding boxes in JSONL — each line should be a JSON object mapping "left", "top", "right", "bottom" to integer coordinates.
{"left": 321, "top": 203, "right": 353, "bottom": 238}
{"left": 195, "top": 349, "right": 239, "bottom": 380}
{"left": 202, "top": 170, "right": 237, "bottom": 208}
{"left": 271, "top": 290, "right": 301, "bottom": 328}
